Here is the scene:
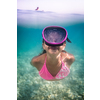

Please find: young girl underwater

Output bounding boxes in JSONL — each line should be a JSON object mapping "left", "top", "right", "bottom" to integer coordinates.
{"left": 30, "top": 26, "right": 75, "bottom": 81}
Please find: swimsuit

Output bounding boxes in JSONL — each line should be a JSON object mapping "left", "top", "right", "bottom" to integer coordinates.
{"left": 39, "top": 56, "right": 70, "bottom": 80}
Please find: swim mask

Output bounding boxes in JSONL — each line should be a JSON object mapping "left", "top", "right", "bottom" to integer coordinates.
{"left": 42, "top": 26, "right": 71, "bottom": 46}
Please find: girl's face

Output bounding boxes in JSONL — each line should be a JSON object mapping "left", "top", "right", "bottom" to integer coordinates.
{"left": 42, "top": 42, "right": 66, "bottom": 55}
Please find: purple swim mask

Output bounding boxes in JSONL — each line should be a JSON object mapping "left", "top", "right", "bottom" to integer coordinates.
{"left": 42, "top": 26, "right": 71, "bottom": 46}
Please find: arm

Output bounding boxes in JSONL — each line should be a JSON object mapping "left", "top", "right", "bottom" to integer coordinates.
{"left": 30, "top": 55, "right": 40, "bottom": 67}
{"left": 30, "top": 55, "right": 45, "bottom": 71}
{"left": 67, "top": 54, "right": 75, "bottom": 66}
{"left": 64, "top": 52, "right": 75, "bottom": 68}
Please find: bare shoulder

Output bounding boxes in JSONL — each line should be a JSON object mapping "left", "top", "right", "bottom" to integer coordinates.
{"left": 30, "top": 53, "right": 46, "bottom": 68}
{"left": 61, "top": 50, "right": 75, "bottom": 66}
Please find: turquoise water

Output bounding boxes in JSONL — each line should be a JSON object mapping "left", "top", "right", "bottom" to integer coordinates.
{"left": 17, "top": 9, "right": 84, "bottom": 100}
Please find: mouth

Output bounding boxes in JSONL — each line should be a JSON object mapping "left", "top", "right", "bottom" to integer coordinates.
{"left": 49, "top": 46, "right": 58, "bottom": 50}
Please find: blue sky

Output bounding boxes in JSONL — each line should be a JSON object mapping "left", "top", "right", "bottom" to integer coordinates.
{"left": 17, "top": 0, "right": 84, "bottom": 14}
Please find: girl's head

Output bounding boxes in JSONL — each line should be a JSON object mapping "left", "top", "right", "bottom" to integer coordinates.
{"left": 39, "top": 26, "right": 71, "bottom": 55}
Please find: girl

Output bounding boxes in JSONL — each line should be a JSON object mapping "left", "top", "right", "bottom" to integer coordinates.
{"left": 30, "top": 26, "right": 75, "bottom": 81}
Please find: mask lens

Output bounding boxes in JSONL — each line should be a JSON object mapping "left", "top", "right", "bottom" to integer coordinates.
{"left": 43, "top": 27, "right": 67, "bottom": 44}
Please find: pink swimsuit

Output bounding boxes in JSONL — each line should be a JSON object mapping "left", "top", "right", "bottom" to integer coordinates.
{"left": 39, "top": 56, "right": 70, "bottom": 80}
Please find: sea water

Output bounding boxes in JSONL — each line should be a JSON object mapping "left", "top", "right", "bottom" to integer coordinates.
{"left": 17, "top": 9, "right": 84, "bottom": 100}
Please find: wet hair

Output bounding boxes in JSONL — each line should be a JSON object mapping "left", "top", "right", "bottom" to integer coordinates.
{"left": 39, "top": 39, "right": 66, "bottom": 56}
{"left": 39, "top": 39, "right": 46, "bottom": 56}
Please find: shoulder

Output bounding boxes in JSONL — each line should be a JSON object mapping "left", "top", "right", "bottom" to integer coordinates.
{"left": 61, "top": 50, "right": 75, "bottom": 65}
{"left": 30, "top": 53, "right": 46, "bottom": 67}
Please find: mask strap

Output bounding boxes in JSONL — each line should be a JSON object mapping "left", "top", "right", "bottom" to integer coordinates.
{"left": 66, "top": 37, "right": 72, "bottom": 43}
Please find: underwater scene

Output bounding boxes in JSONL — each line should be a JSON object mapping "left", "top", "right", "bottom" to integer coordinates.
{"left": 17, "top": 9, "right": 84, "bottom": 100}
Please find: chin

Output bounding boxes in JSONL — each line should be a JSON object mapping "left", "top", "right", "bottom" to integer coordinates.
{"left": 49, "top": 50, "right": 60, "bottom": 55}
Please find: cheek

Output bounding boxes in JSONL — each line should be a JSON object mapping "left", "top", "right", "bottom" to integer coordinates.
{"left": 59, "top": 46, "right": 65, "bottom": 50}
{"left": 43, "top": 44, "right": 49, "bottom": 50}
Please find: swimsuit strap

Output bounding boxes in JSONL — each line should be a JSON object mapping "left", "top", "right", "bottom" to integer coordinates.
{"left": 60, "top": 54, "right": 65, "bottom": 66}
{"left": 60, "top": 54, "right": 63, "bottom": 63}
{"left": 44, "top": 56, "right": 47, "bottom": 65}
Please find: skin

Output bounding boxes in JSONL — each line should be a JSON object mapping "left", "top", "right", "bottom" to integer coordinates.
{"left": 30, "top": 42, "right": 75, "bottom": 81}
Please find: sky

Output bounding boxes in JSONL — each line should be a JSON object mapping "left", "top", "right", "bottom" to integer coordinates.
{"left": 17, "top": 0, "right": 84, "bottom": 14}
